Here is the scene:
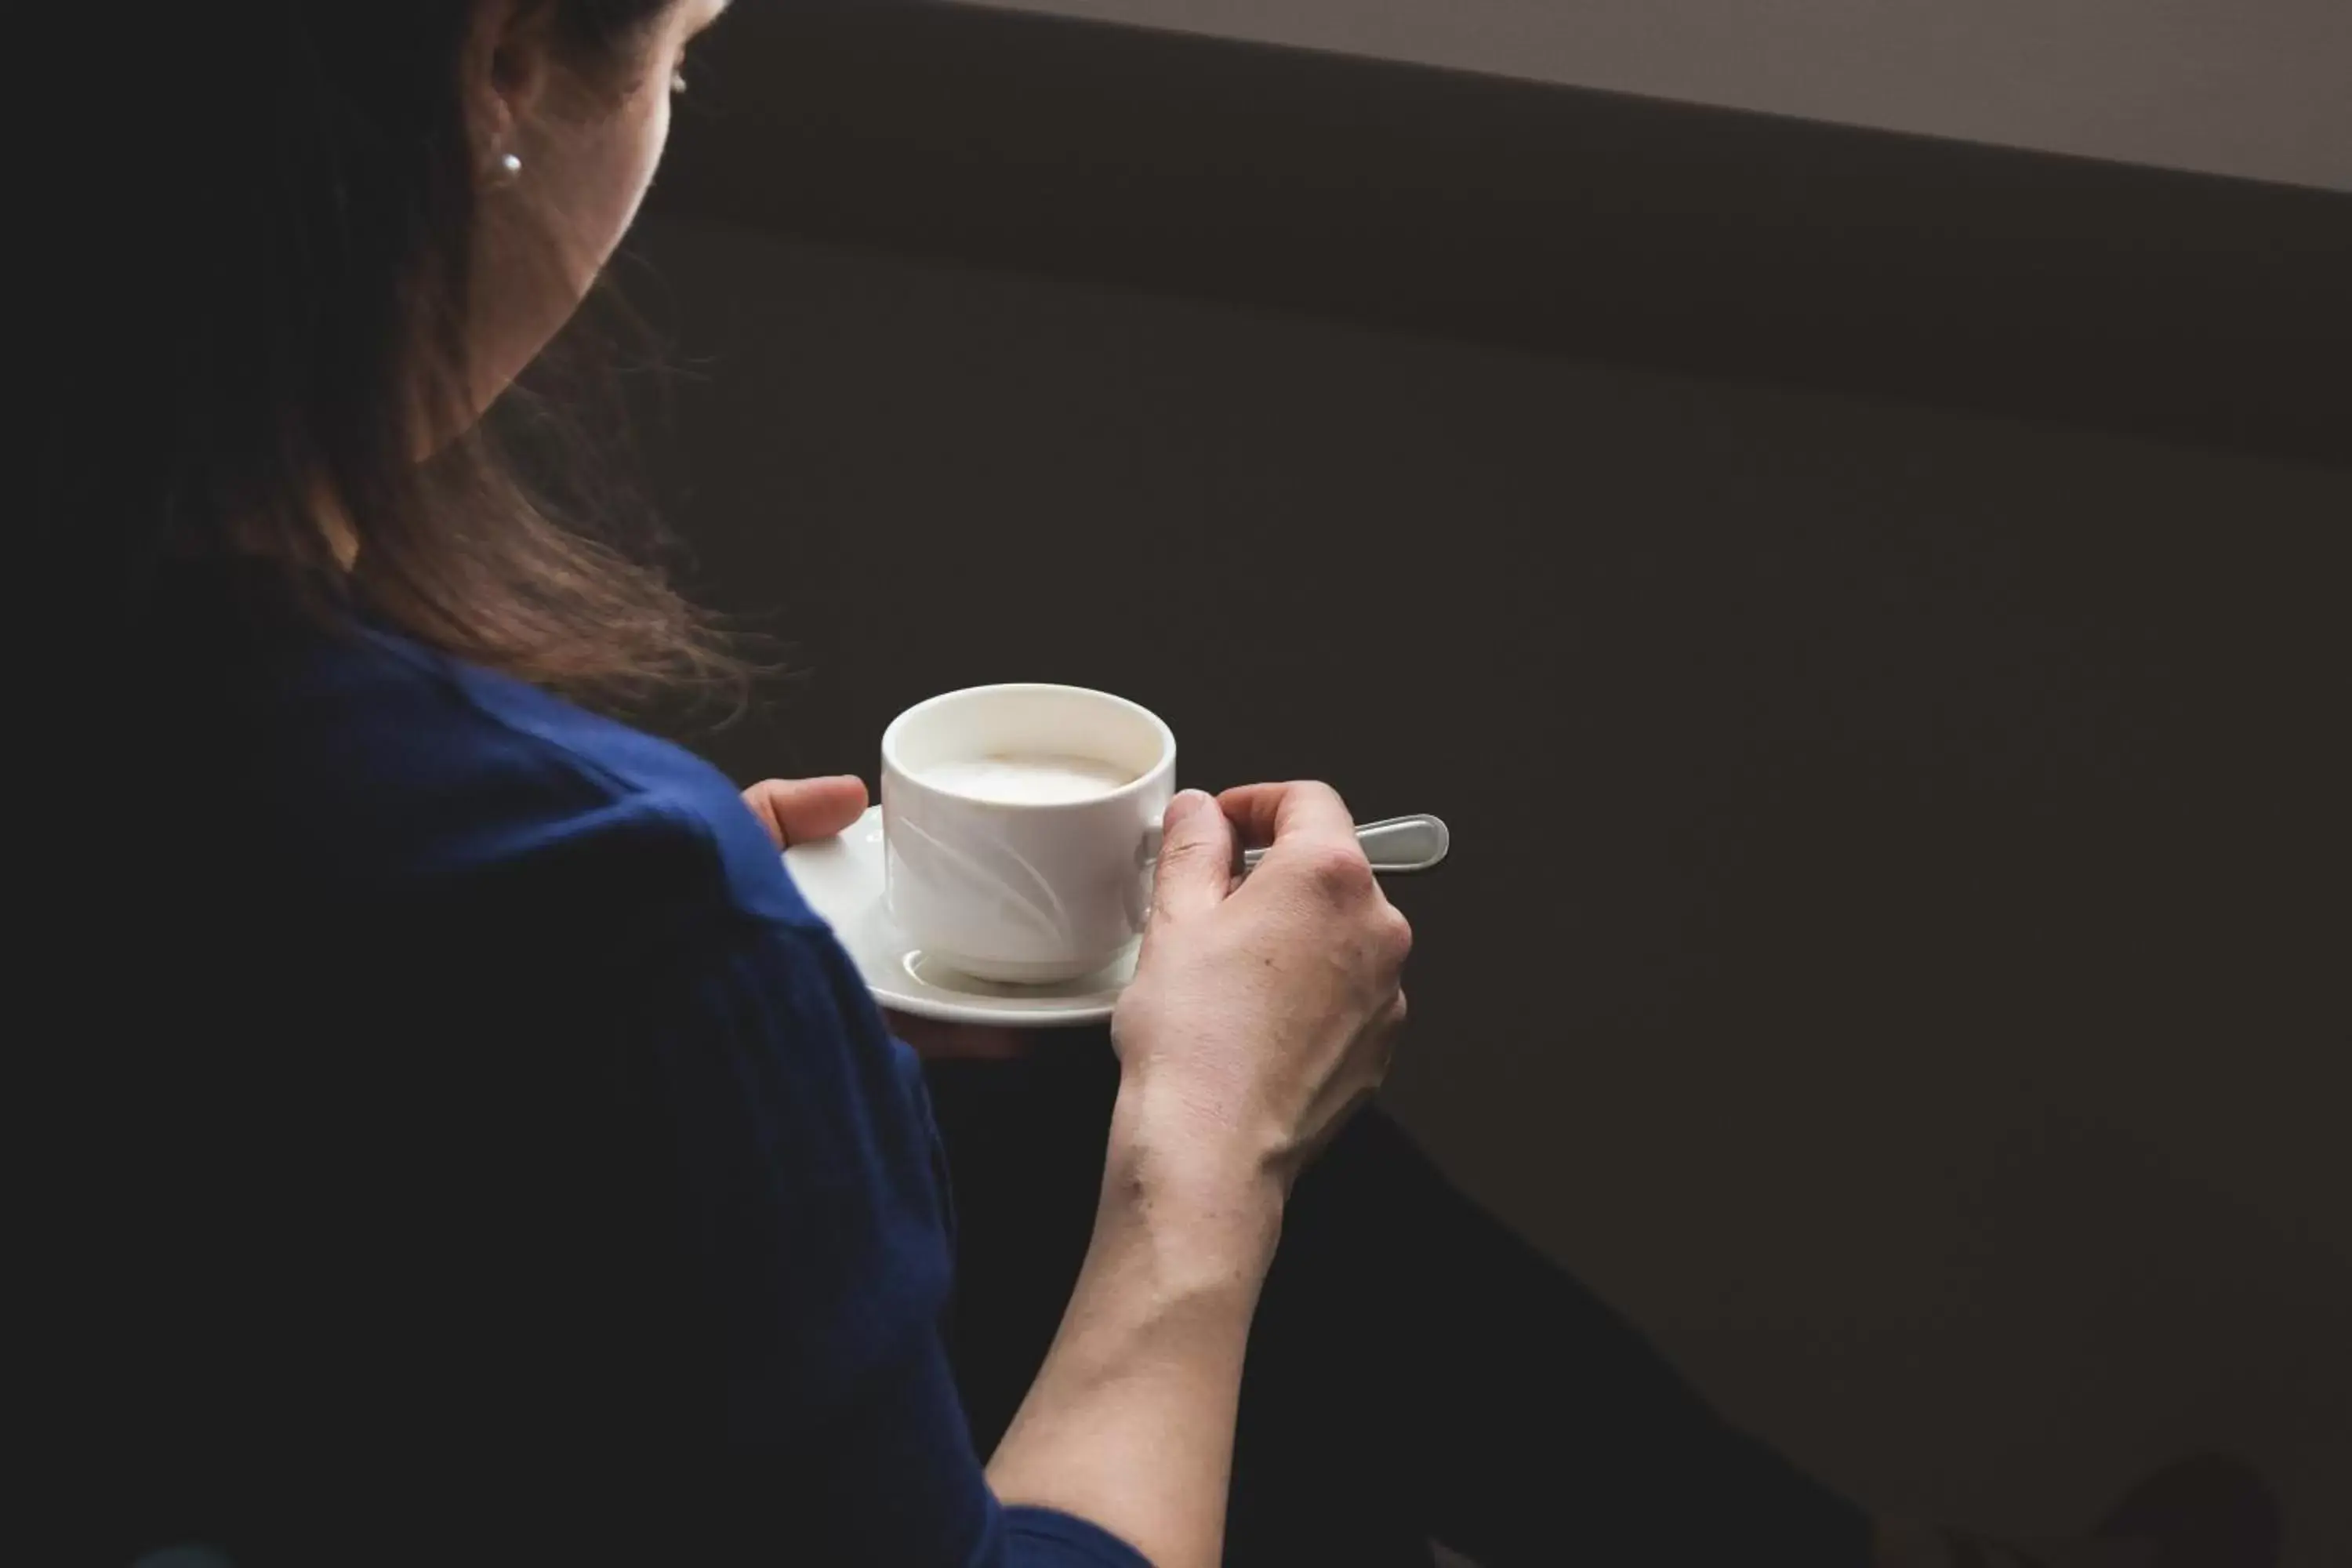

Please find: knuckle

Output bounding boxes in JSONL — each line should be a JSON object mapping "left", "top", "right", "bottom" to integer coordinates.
{"left": 1152, "top": 841, "right": 1229, "bottom": 902}
{"left": 1298, "top": 843, "right": 1375, "bottom": 902}
{"left": 1298, "top": 779, "right": 1350, "bottom": 816}
{"left": 1160, "top": 837, "right": 1218, "bottom": 873}
{"left": 1377, "top": 906, "right": 1414, "bottom": 964}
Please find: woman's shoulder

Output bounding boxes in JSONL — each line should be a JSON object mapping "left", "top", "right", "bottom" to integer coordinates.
{"left": 172, "top": 608, "right": 815, "bottom": 941}
{"left": 408, "top": 643, "right": 810, "bottom": 927}
{"left": 388, "top": 639, "right": 817, "bottom": 938}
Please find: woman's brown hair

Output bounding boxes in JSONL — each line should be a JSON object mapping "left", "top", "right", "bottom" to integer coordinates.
{"left": 31, "top": 1, "right": 738, "bottom": 712}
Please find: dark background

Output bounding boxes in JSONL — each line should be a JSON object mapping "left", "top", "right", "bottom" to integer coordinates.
{"left": 628, "top": 6, "right": 2351, "bottom": 1559}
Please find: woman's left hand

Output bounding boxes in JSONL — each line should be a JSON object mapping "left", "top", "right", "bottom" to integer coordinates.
{"left": 743, "top": 775, "right": 1034, "bottom": 1062}
{"left": 741, "top": 775, "right": 870, "bottom": 849}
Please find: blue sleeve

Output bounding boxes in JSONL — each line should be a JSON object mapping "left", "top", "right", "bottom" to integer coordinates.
{"left": 618, "top": 881, "right": 1150, "bottom": 1568}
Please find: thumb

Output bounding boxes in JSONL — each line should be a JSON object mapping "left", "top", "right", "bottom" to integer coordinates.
{"left": 1149, "top": 790, "right": 1236, "bottom": 924}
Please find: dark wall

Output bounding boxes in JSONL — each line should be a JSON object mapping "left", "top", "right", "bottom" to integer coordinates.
{"left": 651, "top": 0, "right": 2352, "bottom": 473}
{"left": 629, "top": 215, "right": 2352, "bottom": 1562}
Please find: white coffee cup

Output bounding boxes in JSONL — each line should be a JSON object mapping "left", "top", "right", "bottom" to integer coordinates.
{"left": 880, "top": 684, "right": 1177, "bottom": 984}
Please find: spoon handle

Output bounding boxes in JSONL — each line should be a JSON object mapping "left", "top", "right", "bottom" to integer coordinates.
{"left": 1241, "top": 813, "right": 1450, "bottom": 875}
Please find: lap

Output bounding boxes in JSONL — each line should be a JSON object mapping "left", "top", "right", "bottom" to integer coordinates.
{"left": 922, "top": 1034, "right": 1868, "bottom": 1568}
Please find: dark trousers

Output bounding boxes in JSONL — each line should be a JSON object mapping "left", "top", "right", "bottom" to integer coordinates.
{"left": 926, "top": 1036, "right": 1872, "bottom": 1567}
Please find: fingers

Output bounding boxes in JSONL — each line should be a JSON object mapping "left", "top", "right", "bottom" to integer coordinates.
{"left": 1218, "top": 782, "right": 1358, "bottom": 855}
{"left": 742, "top": 775, "right": 869, "bottom": 850}
{"left": 1148, "top": 789, "right": 1239, "bottom": 925}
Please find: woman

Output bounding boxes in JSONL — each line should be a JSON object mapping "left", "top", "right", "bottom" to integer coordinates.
{"left": 30, "top": 3, "right": 2272, "bottom": 1566}
{"left": 43, "top": 3, "right": 1399, "bottom": 1563}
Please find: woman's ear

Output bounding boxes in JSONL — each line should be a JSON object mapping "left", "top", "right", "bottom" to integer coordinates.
{"left": 463, "top": 0, "right": 557, "bottom": 181}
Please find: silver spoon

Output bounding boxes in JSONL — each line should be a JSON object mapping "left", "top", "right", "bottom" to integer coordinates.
{"left": 1242, "top": 813, "right": 1450, "bottom": 876}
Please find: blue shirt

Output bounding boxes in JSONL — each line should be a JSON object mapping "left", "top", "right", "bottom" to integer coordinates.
{"left": 51, "top": 564, "right": 1145, "bottom": 1566}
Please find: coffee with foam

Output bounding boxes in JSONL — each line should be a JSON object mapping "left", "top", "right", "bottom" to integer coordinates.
{"left": 919, "top": 753, "right": 1137, "bottom": 805}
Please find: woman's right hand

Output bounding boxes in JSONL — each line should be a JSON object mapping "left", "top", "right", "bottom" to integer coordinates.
{"left": 1110, "top": 782, "right": 1413, "bottom": 1200}
{"left": 988, "top": 785, "right": 1406, "bottom": 1563}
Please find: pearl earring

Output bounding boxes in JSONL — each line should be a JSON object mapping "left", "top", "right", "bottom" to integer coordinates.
{"left": 495, "top": 151, "right": 523, "bottom": 183}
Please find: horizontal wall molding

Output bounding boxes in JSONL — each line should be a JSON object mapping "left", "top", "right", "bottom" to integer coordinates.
{"left": 653, "top": 0, "right": 2352, "bottom": 468}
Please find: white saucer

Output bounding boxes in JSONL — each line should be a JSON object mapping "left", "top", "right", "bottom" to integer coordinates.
{"left": 782, "top": 807, "right": 1133, "bottom": 1028}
